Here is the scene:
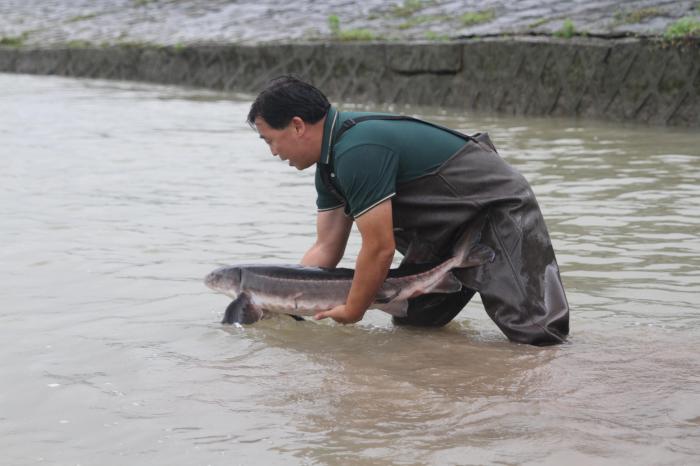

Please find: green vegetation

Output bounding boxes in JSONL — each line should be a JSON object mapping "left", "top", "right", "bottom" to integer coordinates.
{"left": 328, "top": 14, "right": 341, "bottom": 35}
{"left": 0, "top": 35, "right": 25, "bottom": 47}
{"left": 528, "top": 18, "right": 551, "bottom": 29}
{"left": 66, "top": 13, "right": 99, "bottom": 23}
{"left": 554, "top": 19, "right": 576, "bottom": 38}
{"left": 664, "top": 17, "right": 700, "bottom": 39}
{"left": 460, "top": 10, "right": 495, "bottom": 27}
{"left": 328, "top": 15, "right": 376, "bottom": 41}
{"left": 338, "top": 28, "right": 376, "bottom": 41}
{"left": 60, "top": 39, "right": 157, "bottom": 49}
{"left": 116, "top": 40, "right": 155, "bottom": 48}
{"left": 614, "top": 7, "right": 662, "bottom": 24}
{"left": 391, "top": 0, "right": 433, "bottom": 18}
{"left": 424, "top": 31, "right": 449, "bottom": 41}
{"left": 64, "top": 39, "right": 93, "bottom": 48}
{"left": 398, "top": 14, "right": 450, "bottom": 30}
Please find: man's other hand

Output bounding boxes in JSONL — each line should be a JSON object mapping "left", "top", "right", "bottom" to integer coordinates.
{"left": 314, "top": 304, "right": 365, "bottom": 324}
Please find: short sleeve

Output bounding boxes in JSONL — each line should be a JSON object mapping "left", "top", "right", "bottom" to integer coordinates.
{"left": 314, "top": 165, "right": 345, "bottom": 212}
{"left": 334, "top": 144, "right": 398, "bottom": 218}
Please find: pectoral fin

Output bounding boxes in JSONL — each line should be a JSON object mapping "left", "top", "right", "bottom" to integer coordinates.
{"left": 377, "top": 299, "right": 409, "bottom": 317}
{"left": 222, "top": 292, "right": 263, "bottom": 325}
{"left": 375, "top": 284, "right": 401, "bottom": 304}
{"left": 402, "top": 236, "right": 439, "bottom": 264}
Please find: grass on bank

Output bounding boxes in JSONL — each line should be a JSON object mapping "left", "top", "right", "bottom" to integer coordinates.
{"left": 398, "top": 14, "right": 451, "bottom": 30}
{"left": 63, "top": 39, "right": 94, "bottom": 48}
{"left": 391, "top": 0, "right": 434, "bottom": 18}
{"left": 664, "top": 17, "right": 700, "bottom": 39}
{"left": 614, "top": 7, "right": 663, "bottom": 24}
{"left": 460, "top": 10, "right": 495, "bottom": 27}
{"left": 424, "top": 31, "right": 449, "bottom": 41}
{"left": 554, "top": 19, "right": 577, "bottom": 38}
{"left": 328, "top": 15, "right": 377, "bottom": 41}
{"left": 350, "top": 1, "right": 495, "bottom": 38}
{"left": 0, "top": 35, "right": 25, "bottom": 47}
{"left": 528, "top": 18, "right": 551, "bottom": 29}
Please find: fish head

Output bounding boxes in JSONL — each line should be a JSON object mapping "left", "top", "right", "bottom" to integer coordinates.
{"left": 204, "top": 266, "right": 242, "bottom": 298}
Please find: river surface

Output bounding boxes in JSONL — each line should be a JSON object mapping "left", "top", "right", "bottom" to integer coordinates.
{"left": 1, "top": 73, "right": 699, "bottom": 466}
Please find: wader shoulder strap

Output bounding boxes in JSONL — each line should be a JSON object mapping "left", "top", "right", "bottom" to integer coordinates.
{"left": 319, "top": 160, "right": 347, "bottom": 210}
{"left": 335, "top": 114, "right": 478, "bottom": 143}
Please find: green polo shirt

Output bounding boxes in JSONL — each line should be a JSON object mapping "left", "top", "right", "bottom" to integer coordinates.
{"left": 315, "top": 106, "right": 467, "bottom": 218}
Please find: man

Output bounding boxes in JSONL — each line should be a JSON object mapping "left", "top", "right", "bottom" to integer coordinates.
{"left": 247, "top": 75, "right": 569, "bottom": 346}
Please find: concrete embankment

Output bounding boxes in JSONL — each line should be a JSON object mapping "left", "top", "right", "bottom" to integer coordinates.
{"left": 2, "top": 38, "right": 698, "bottom": 126}
{"left": 1, "top": 0, "right": 699, "bottom": 126}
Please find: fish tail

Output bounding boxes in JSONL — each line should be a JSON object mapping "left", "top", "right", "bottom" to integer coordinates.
{"left": 461, "top": 243, "right": 495, "bottom": 267}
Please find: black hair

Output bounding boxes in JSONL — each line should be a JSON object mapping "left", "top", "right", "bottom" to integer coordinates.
{"left": 247, "top": 75, "right": 331, "bottom": 129}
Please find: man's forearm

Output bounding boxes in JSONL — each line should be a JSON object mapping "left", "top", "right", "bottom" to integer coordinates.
{"left": 300, "top": 242, "right": 343, "bottom": 268}
{"left": 344, "top": 243, "right": 394, "bottom": 318}
{"left": 312, "top": 200, "right": 395, "bottom": 324}
{"left": 302, "top": 208, "right": 352, "bottom": 268}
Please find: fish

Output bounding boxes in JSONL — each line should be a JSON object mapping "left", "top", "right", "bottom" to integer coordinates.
{"left": 205, "top": 229, "right": 494, "bottom": 325}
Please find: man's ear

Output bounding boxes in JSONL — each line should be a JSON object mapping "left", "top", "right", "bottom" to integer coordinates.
{"left": 291, "top": 116, "right": 306, "bottom": 135}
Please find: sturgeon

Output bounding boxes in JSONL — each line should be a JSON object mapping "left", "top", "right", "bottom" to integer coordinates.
{"left": 205, "top": 231, "right": 494, "bottom": 325}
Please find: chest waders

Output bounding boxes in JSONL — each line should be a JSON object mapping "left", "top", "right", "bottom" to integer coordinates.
{"left": 320, "top": 115, "right": 569, "bottom": 346}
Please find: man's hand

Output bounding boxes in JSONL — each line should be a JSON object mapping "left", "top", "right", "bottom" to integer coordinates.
{"left": 314, "top": 200, "right": 395, "bottom": 325}
{"left": 314, "top": 304, "right": 365, "bottom": 324}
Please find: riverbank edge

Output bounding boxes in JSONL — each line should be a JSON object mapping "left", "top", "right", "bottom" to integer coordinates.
{"left": 1, "top": 37, "right": 698, "bottom": 126}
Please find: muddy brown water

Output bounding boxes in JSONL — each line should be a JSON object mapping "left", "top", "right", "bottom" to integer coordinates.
{"left": 1, "top": 74, "right": 699, "bottom": 465}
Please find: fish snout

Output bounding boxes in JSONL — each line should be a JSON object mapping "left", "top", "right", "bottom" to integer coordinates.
{"left": 204, "top": 270, "right": 221, "bottom": 291}
{"left": 204, "top": 266, "right": 242, "bottom": 296}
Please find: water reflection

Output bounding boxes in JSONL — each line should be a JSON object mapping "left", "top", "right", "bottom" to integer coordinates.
{"left": 214, "top": 320, "right": 559, "bottom": 465}
{"left": 1, "top": 74, "right": 699, "bottom": 465}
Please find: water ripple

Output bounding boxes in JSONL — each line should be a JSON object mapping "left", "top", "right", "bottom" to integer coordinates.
{"left": 1, "top": 73, "right": 699, "bottom": 465}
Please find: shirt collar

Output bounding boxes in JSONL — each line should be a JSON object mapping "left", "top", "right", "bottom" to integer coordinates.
{"left": 320, "top": 106, "right": 339, "bottom": 165}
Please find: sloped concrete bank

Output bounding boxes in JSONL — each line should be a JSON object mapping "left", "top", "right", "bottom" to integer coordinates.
{"left": 1, "top": 38, "right": 698, "bottom": 126}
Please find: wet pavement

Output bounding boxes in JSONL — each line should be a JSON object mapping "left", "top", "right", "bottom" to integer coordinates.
{"left": 1, "top": 0, "right": 698, "bottom": 46}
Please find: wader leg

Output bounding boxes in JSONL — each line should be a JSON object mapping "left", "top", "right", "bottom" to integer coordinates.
{"left": 455, "top": 208, "right": 569, "bottom": 345}
{"left": 389, "top": 138, "right": 569, "bottom": 344}
{"left": 392, "top": 288, "right": 476, "bottom": 327}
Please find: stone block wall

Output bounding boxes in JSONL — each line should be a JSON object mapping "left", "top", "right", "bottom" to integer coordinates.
{"left": 1, "top": 38, "right": 698, "bottom": 126}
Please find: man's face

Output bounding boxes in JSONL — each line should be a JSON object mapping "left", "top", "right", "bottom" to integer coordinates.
{"left": 254, "top": 117, "right": 317, "bottom": 170}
